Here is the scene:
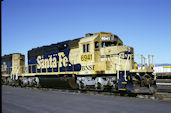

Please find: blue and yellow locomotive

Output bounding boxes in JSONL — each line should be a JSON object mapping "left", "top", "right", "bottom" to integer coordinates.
{"left": 1, "top": 32, "right": 156, "bottom": 93}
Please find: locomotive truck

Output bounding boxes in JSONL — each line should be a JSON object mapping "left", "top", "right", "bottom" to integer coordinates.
{"left": 1, "top": 32, "right": 156, "bottom": 93}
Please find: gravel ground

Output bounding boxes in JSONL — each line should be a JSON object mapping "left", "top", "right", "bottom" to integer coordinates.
{"left": 2, "top": 85, "right": 171, "bottom": 113}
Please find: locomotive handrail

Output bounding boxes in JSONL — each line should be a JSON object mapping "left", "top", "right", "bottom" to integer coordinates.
{"left": 10, "top": 67, "right": 13, "bottom": 80}
{"left": 15, "top": 66, "right": 20, "bottom": 80}
{"left": 117, "top": 55, "right": 120, "bottom": 81}
{"left": 107, "top": 54, "right": 120, "bottom": 80}
{"left": 124, "top": 54, "right": 131, "bottom": 81}
{"left": 27, "top": 64, "right": 60, "bottom": 73}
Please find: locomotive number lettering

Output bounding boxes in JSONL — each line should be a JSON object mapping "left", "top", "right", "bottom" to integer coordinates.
{"left": 101, "top": 37, "right": 111, "bottom": 40}
{"left": 81, "top": 54, "right": 92, "bottom": 62}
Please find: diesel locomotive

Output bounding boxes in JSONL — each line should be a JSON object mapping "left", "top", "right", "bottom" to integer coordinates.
{"left": 1, "top": 32, "right": 156, "bottom": 93}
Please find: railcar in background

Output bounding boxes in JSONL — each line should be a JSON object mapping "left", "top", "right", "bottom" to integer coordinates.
{"left": 154, "top": 64, "right": 171, "bottom": 92}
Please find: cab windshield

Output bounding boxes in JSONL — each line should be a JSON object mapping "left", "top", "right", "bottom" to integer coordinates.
{"left": 101, "top": 41, "right": 117, "bottom": 48}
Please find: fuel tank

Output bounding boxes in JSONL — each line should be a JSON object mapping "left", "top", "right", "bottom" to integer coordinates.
{"left": 39, "top": 76, "right": 79, "bottom": 89}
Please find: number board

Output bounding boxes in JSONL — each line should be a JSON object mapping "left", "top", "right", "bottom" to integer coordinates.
{"left": 81, "top": 54, "right": 92, "bottom": 62}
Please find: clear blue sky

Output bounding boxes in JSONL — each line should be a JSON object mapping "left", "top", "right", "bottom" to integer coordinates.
{"left": 2, "top": 0, "right": 171, "bottom": 64}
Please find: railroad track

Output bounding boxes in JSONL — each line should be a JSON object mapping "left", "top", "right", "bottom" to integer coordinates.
{"left": 155, "top": 78, "right": 171, "bottom": 101}
{"left": 3, "top": 77, "right": 171, "bottom": 102}
{"left": 4, "top": 84, "right": 171, "bottom": 102}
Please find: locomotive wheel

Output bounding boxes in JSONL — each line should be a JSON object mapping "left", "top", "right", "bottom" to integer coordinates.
{"left": 113, "top": 83, "right": 118, "bottom": 91}
{"left": 141, "top": 74, "right": 152, "bottom": 87}
{"left": 14, "top": 80, "right": 20, "bottom": 86}
{"left": 96, "top": 82, "right": 104, "bottom": 91}
{"left": 79, "top": 81, "right": 85, "bottom": 89}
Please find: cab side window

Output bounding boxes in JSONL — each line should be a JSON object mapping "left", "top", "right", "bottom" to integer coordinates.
{"left": 83, "top": 44, "right": 90, "bottom": 53}
{"left": 87, "top": 44, "right": 89, "bottom": 52}
{"left": 83, "top": 44, "right": 86, "bottom": 53}
{"left": 95, "top": 41, "right": 99, "bottom": 48}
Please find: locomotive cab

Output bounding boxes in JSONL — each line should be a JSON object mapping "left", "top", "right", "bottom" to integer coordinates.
{"left": 79, "top": 32, "right": 134, "bottom": 75}
{"left": 94, "top": 32, "right": 134, "bottom": 74}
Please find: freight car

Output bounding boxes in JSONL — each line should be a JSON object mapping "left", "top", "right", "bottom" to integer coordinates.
{"left": 1, "top": 32, "right": 156, "bottom": 93}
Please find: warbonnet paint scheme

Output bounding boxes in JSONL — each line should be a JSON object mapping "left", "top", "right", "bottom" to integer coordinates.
{"left": 1, "top": 32, "right": 156, "bottom": 93}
